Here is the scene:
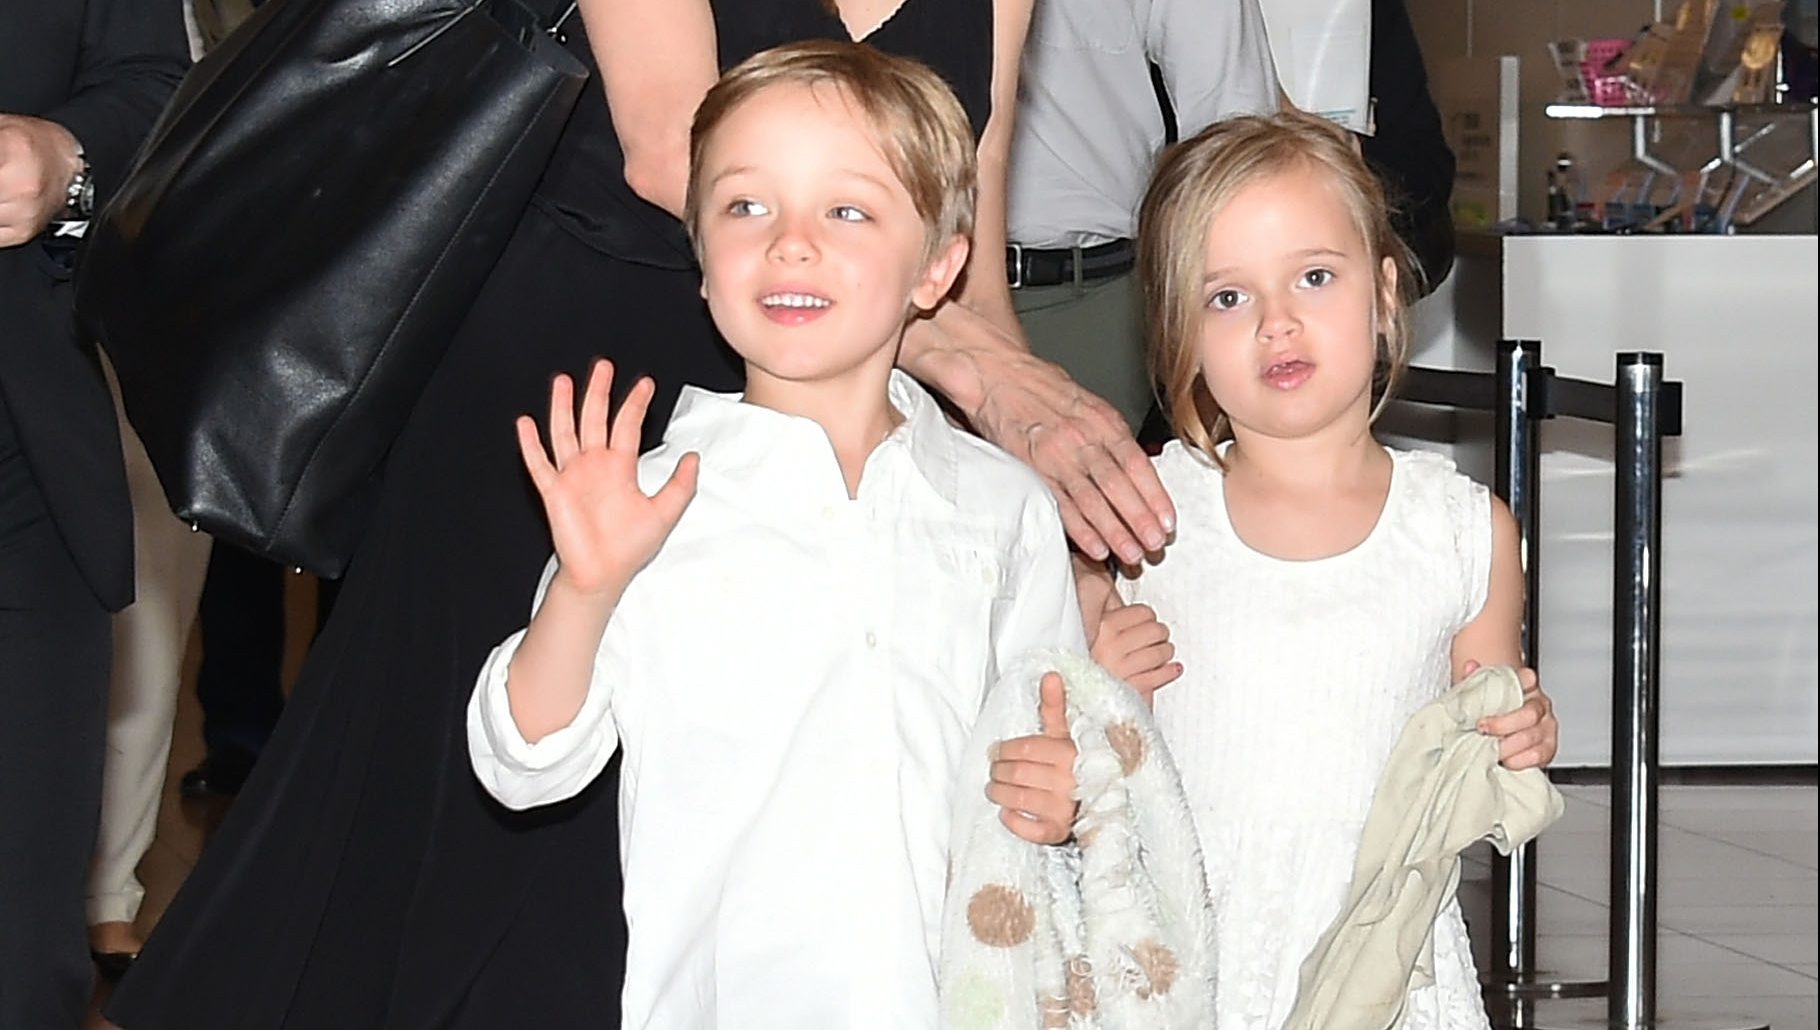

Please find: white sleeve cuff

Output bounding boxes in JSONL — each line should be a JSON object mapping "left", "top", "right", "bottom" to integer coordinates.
{"left": 466, "top": 627, "right": 619, "bottom": 810}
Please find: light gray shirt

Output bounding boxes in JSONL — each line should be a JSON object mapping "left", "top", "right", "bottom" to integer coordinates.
{"left": 1008, "top": 0, "right": 1280, "bottom": 248}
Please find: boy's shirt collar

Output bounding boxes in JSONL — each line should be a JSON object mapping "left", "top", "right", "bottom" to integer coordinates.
{"left": 663, "top": 370, "right": 961, "bottom": 506}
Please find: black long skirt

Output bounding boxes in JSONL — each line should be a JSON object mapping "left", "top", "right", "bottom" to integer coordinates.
{"left": 109, "top": 206, "right": 739, "bottom": 1028}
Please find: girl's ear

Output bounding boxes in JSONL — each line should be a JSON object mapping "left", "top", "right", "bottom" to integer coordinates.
{"left": 1376, "top": 254, "right": 1403, "bottom": 344}
{"left": 1378, "top": 255, "right": 1400, "bottom": 316}
{"left": 910, "top": 234, "right": 971, "bottom": 312}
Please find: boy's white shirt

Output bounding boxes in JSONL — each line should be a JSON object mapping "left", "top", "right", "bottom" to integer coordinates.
{"left": 468, "top": 370, "right": 1087, "bottom": 1029}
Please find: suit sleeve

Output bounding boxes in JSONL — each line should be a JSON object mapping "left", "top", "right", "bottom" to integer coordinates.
{"left": 45, "top": 0, "right": 190, "bottom": 204}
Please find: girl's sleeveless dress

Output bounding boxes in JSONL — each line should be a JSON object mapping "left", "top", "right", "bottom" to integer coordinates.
{"left": 1122, "top": 440, "right": 1496, "bottom": 1029}
{"left": 108, "top": 3, "right": 991, "bottom": 1027}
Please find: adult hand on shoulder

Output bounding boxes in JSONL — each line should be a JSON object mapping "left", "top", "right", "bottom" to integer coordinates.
{"left": 988, "top": 672, "right": 1079, "bottom": 845}
{"left": 0, "top": 114, "right": 82, "bottom": 247}
{"left": 1465, "top": 660, "right": 1559, "bottom": 771}
{"left": 517, "top": 359, "right": 698, "bottom": 601}
{"left": 970, "top": 343, "right": 1174, "bottom": 565}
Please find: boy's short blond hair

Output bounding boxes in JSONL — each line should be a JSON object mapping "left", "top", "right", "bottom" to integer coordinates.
{"left": 685, "top": 41, "right": 977, "bottom": 262}
{"left": 1136, "top": 110, "right": 1417, "bottom": 465}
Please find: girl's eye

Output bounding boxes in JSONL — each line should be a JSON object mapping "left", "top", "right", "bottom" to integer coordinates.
{"left": 728, "top": 198, "right": 769, "bottom": 217}
{"left": 830, "top": 205, "right": 869, "bottom": 223}
{"left": 1208, "top": 288, "right": 1247, "bottom": 311}
{"left": 1301, "top": 267, "right": 1335, "bottom": 288}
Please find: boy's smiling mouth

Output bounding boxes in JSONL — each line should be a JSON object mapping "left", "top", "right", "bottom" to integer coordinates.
{"left": 760, "top": 290, "right": 834, "bottom": 324}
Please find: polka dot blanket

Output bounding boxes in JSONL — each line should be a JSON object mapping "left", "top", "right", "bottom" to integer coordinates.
{"left": 939, "top": 649, "right": 1215, "bottom": 1028}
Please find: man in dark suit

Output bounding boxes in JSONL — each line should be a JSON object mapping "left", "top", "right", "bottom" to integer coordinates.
{"left": 0, "top": 3, "right": 187, "bottom": 1024}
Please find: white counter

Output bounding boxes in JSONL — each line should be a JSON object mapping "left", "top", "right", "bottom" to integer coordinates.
{"left": 1494, "top": 235, "right": 1818, "bottom": 766}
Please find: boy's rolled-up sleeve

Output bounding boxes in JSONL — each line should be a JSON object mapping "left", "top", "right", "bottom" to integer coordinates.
{"left": 466, "top": 559, "right": 625, "bottom": 811}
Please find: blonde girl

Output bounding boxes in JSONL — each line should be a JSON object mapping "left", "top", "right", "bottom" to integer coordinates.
{"left": 1082, "top": 110, "right": 1559, "bottom": 1027}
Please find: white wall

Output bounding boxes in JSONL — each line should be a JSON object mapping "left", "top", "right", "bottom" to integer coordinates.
{"left": 1496, "top": 235, "right": 1819, "bottom": 766}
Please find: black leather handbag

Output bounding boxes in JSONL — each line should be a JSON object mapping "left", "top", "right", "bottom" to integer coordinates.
{"left": 76, "top": 0, "right": 587, "bottom": 576}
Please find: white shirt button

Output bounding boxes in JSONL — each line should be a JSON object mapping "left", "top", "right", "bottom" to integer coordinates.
{"left": 865, "top": 631, "right": 878, "bottom": 648}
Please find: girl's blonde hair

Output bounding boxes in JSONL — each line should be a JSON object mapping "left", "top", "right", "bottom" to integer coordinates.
{"left": 1136, "top": 110, "right": 1418, "bottom": 465}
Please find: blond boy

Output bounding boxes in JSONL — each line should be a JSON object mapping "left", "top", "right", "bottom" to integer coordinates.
{"left": 466, "top": 43, "right": 1087, "bottom": 1027}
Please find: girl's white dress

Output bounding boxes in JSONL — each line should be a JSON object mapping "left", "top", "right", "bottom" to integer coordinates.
{"left": 1121, "top": 441, "right": 1495, "bottom": 1029}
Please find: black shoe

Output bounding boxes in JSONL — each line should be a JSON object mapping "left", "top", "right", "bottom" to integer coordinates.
{"left": 91, "top": 949, "right": 137, "bottom": 982}
{"left": 179, "top": 748, "right": 256, "bottom": 799}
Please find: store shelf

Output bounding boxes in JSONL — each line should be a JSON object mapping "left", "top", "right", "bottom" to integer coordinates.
{"left": 1544, "top": 100, "right": 1817, "bottom": 229}
{"left": 1544, "top": 101, "right": 1817, "bottom": 119}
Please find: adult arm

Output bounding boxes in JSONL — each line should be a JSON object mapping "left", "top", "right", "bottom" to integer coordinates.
{"left": 0, "top": 0, "right": 187, "bottom": 246}
{"left": 898, "top": 0, "right": 1175, "bottom": 565}
{"left": 44, "top": 0, "right": 189, "bottom": 202}
{"left": 576, "top": 0, "right": 719, "bottom": 220}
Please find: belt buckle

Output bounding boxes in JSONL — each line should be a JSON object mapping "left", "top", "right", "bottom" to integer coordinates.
{"left": 1007, "top": 242, "right": 1025, "bottom": 290}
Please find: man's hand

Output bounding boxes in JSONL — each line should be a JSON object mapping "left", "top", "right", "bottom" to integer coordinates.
{"left": 1465, "top": 661, "right": 1559, "bottom": 771}
{"left": 0, "top": 114, "right": 82, "bottom": 247}
{"left": 988, "top": 673, "right": 1079, "bottom": 845}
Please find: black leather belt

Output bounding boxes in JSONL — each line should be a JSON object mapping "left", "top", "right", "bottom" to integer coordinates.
{"left": 1005, "top": 238, "right": 1136, "bottom": 289}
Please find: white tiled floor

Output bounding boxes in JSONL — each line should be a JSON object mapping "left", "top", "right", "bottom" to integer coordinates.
{"left": 1460, "top": 784, "right": 1819, "bottom": 1029}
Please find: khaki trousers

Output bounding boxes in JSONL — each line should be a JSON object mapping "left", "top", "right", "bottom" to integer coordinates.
{"left": 1011, "top": 269, "right": 1154, "bottom": 432}
{"left": 85, "top": 373, "right": 211, "bottom": 927}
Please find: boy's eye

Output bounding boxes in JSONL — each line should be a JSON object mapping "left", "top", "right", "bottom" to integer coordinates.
{"left": 1207, "top": 288, "right": 1247, "bottom": 311}
{"left": 1300, "top": 267, "right": 1335, "bottom": 288}
{"left": 830, "top": 204, "right": 869, "bottom": 223}
{"left": 728, "top": 198, "right": 769, "bottom": 217}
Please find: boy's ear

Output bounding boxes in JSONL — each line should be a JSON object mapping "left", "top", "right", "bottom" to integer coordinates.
{"left": 910, "top": 234, "right": 971, "bottom": 312}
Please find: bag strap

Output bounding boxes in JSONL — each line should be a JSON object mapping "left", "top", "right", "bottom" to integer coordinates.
{"left": 546, "top": 1, "right": 579, "bottom": 36}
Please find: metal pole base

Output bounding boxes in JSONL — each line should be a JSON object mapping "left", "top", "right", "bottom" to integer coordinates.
{"left": 1482, "top": 972, "right": 1610, "bottom": 1000}
{"left": 1484, "top": 996, "right": 1770, "bottom": 1030}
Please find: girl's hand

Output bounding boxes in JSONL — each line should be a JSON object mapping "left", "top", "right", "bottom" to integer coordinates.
{"left": 1091, "top": 600, "right": 1182, "bottom": 706}
{"left": 517, "top": 359, "right": 698, "bottom": 600}
{"left": 1465, "top": 661, "right": 1559, "bottom": 771}
{"left": 988, "top": 673, "right": 1078, "bottom": 845}
{"left": 1071, "top": 554, "right": 1181, "bottom": 707}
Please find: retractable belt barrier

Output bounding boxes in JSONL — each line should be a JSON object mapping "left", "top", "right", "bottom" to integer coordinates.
{"left": 1396, "top": 343, "right": 1762, "bottom": 1030}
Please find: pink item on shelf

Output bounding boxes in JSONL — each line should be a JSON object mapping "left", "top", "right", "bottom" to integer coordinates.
{"left": 1581, "top": 37, "right": 1637, "bottom": 105}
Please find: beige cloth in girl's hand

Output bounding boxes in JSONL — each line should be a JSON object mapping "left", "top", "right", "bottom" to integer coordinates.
{"left": 1283, "top": 665, "right": 1564, "bottom": 1030}
{"left": 940, "top": 650, "right": 1215, "bottom": 1029}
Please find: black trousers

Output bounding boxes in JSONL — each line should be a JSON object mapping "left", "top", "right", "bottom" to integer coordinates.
{"left": 195, "top": 545, "right": 339, "bottom": 759}
{"left": 0, "top": 389, "right": 112, "bottom": 1028}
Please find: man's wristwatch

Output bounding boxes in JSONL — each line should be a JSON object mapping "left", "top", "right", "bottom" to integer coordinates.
{"left": 64, "top": 148, "right": 95, "bottom": 218}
